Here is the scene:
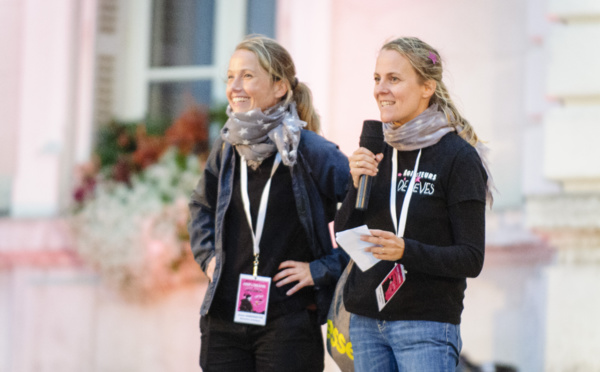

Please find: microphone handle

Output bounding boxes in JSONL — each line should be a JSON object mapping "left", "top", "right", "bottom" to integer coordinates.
{"left": 355, "top": 174, "right": 373, "bottom": 211}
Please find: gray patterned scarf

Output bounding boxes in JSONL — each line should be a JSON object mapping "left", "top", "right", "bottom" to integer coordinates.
{"left": 383, "top": 104, "right": 453, "bottom": 151}
{"left": 383, "top": 104, "right": 495, "bottom": 204}
{"left": 221, "top": 101, "right": 306, "bottom": 170}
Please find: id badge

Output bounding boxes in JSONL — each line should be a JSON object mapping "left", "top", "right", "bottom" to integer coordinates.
{"left": 376, "top": 264, "right": 406, "bottom": 311}
{"left": 234, "top": 274, "right": 271, "bottom": 326}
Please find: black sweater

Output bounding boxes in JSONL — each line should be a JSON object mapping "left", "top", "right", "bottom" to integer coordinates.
{"left": 334, "top": 132, "right": 487, "bottom": 325}
{"left": 212, "top": 152, "right": 315, "bottom": 321}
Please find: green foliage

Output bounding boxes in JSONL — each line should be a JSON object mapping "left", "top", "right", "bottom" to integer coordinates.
{"left": 94, "top": 121, "right": 137, "bottom": 168}
{"left": 209, "top": 102, "right": 229, "bottom": 128}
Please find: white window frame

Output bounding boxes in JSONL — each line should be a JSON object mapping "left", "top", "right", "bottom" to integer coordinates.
{"left": 112, "top": 0, "right": 248, "bottom": 124}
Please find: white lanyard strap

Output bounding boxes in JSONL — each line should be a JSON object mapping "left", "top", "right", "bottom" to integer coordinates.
{"left": 240, "top": 153, "right": 281, "bottom": 257}
{"left": 390, "top": 148, "right": 422, "bottom": 237}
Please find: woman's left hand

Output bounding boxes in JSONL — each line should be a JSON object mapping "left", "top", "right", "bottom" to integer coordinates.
{"left": 362, "top": 229, "right": 406, "bottom": 261}
{"left": 274, "top": 261, "right": 314, "bottom": 296}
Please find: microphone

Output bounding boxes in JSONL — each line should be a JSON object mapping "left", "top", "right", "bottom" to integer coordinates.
{"left": 355, "top": 120, "right": 384, "bottom": 211}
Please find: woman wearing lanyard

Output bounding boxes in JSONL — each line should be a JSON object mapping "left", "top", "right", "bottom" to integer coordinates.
{"left": 334, "top": 37, "right": 494, "bottom": 371}
{"left": 188, "top": 35, "right": 350, "bottom": 372}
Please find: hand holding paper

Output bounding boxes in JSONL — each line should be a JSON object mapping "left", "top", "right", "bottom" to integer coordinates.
{"left": 335, "top": 225, "right": 380, "bottom": 271}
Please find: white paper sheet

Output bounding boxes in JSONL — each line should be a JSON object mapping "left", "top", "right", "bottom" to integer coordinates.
{"left": 335, "top": 224, "right": 380, "bottom": 271}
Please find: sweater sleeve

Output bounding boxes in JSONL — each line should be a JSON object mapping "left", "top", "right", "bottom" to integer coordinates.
{"left": 333, "top": 184, "right": 364, "bottom": 234}
{"left": 187, "top": 139, "right": 222, "bottom": 273}
{"left": 302, "top": 133, "right": 352, "bottom": 287}
{"left": 311, "top": 190, "right": 353, "bottom": 287}
{"left": 304, "top": 133, "right": 351, "bottom": 210}
{"left": 401, "top": 199, "right": 486, "bottom": 278}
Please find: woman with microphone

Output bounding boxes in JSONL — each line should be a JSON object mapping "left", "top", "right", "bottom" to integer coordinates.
{"left": 334, "top": 37, "right": 494, "bottom": 371}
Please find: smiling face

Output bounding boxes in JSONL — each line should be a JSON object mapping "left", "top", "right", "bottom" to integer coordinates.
{"left": 226, "top": 49, "right": 286, "bottom": 113}
{"left": 373, "top": 49, "right": 435, "bottom": 126}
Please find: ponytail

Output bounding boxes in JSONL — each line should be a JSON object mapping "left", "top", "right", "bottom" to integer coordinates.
{"left": 288, "top": 82, "right": 320, "bottom": 133}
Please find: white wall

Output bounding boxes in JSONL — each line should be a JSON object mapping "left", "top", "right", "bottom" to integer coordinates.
{"left": 10, "top": 0, "right": 79, "bottom": 217}
{"left": 0, "top": 0, "right": 23, "bottom": 214}
{"left": 1, "top": 0, "right": 98, "bottom": 218}
{"left": 279, "top": 0, "right": 533, "bottom": 210}
{"left": 530, "top": 0, "right": 600, "bottom": 369}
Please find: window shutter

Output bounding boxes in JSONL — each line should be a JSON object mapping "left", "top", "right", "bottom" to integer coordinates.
{"left": 93, "top": 0, "right": 120, "bottom": 128}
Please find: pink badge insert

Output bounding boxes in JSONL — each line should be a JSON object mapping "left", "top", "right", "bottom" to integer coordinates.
{"left": 234, "top": 274, "right": 271, "bottom": 326}
{"left": 376, "top": 264, "right": 406, "bottom": 311}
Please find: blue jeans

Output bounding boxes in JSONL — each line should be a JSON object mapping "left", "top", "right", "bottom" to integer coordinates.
{"left": 350, "top": 314, "right": 462, "bottom": 372}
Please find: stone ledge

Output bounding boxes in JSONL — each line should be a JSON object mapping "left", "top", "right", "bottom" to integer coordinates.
{"left": 526, "top": 194, "right": 600, "bottom": 229}
{"left": 532, "top": 227, "right": 600, "bottom": 264}
{"left": 484, "top": 241, "right": 555, "bottom": 267}
{"left": 0, "top": 217, "right": 83, "bottom": 270}
{"left": 484, "top": 209, "right": 555, "bottom": 266}
{"left": 0, "top": 217, "right": 75, "bottom": 251}
{"left": 549, "top": 0, "right": 600, "bottom": 19}
{"left": 0, "top": 249, "right": 83, "bottom": 269}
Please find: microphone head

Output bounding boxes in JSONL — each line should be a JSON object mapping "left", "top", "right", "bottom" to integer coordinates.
{"left": 359, "top": 120, "right": 384, "bottom": 154}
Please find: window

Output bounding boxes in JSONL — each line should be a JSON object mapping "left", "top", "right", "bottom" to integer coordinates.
{"left": 147, "top": 0, "right": 216, "bottom": 132}
{"left": 150, "top": 0, "right": 215, "bottom": 68}
{"left": 91, "top": 0, "right": 276, "bottom": 149}
{"left": 246, "top": 0, "right": 276, "bottom": 37}
{"left": 144, "top": 0, "right": 277, "bottom": 134}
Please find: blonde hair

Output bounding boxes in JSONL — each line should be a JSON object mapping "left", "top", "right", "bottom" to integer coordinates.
{"left": 381, "top": 37, "right": 480, "bottom": 146}
{"left": 235, "top": 35, "right": 321, "bottom": 133}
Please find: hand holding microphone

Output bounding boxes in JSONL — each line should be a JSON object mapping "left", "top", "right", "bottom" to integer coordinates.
{"left": 352, "top": 120, "right": 384, "bottom": 210}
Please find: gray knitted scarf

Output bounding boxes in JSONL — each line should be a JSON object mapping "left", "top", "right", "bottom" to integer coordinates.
{"left": 221, "top": 101, "right": 306, "bottom": 170}
{"left": 383, "top": 104, "right": 495, "bottom": 204}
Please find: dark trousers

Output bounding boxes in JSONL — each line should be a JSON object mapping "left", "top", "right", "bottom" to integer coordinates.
{"left": 200, "top": 309, "right": 324, "bottom": 372}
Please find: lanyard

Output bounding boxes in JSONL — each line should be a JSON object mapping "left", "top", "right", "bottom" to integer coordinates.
{"left": 389, "top": 148, "right": 422, "bottom": 237}
{"left": 240, "top": 153, "right": 281, "bottom": 277}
